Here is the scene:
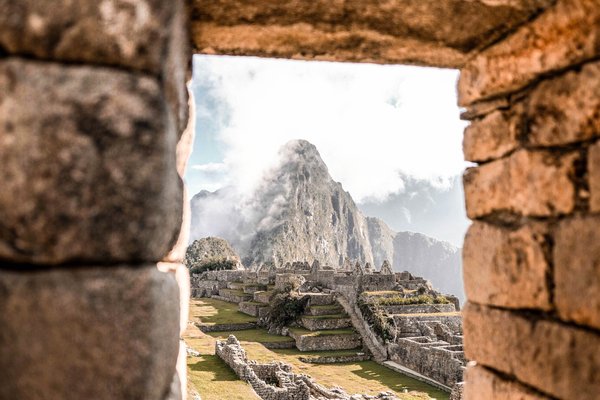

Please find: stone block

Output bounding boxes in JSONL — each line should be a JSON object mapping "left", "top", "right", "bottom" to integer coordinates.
{"left": 463, "top": 221, "right": 552, "bottom": 310}
{"left": 463, "top": 109, "right": 520, "bottom": 162}
{"left": 0, "top": 58, "right": 182, "bottom": 265}
{"left": 554, "top": 215, "right": 600, "bottom": 330}
{"left": 465, "top": 60, "right": 600, "bottom": 154}
{"left": 464, "top": 364, "right": 551, "bottom": 400}
{"left": 459, "top": 0, "right": 600, "bottom": 105}
{"left": 0, "top": 0, "right": 185, "bottom": 75}
{"left": 0, "top": 265, "right": 180, "bottom": 400}
{"left": 525, "top": 61, "right": 600, "bottom": 147}
{"left": 463, "top": 149, "right": 578, "bottom": 219}
{"left": 589, "top": 141, "right": 600, "bottom": 212}
{"left": 192, "top": 0, "right": 551, "bottom": 68}
{"left": 463, "top": 303, "right": 600, "bottom": 400}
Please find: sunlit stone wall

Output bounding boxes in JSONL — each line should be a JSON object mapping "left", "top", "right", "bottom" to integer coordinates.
{"left": 460, "top": 1, "right": 600, "bottom": 398}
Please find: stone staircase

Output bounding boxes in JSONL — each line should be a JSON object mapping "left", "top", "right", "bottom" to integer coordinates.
{"left": 289, "top": 293, "right": 362, "bottom": 352}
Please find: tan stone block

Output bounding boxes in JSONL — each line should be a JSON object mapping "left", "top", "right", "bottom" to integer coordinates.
{"left": 463, "top": 222, "right": 551, "bottom": 310}
{"left": 590, "top": 141, "right": 600, "bottom": 212}
{"left": 463, "top": 109, "right": 520, "bottom": 162}
{"left": 459, "top": 0, "right": 600, "bottom": 105}
{"left": 0, "top": 265, "right": 180, "bottom": 400}
{"left": 526, "top": 61, "right": 600, "bottom": 147}
{"left": 192, "top": 0, "right": 551, "bottom": 68}
{"left": 464, "top": 149, "right": 578, "bottom": 219}
{"left": 554, "top": 215, "right": 600, "bottom": 330}
{"left": 0, "top": 0, "right": 185, "bottom": 74}
{"left": 0, "top": 58, "right": 182, "bottom": 265}
{"left": 463, "top": 303, "right": 600, "bottom": 400}
{"left": 464, "top": 364, "right": 551, "bottom": 400}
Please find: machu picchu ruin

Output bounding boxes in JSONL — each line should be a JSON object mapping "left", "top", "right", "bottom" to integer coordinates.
{"left": 188, "top": 257, "right": 466, "bottom": 399}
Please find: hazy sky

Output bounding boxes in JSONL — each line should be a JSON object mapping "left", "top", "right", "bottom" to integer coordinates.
{"left": 186, "top": 55, "right": 470, "bottom": 246}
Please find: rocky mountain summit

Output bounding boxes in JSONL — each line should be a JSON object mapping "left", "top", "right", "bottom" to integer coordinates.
{"left": 190, "top": 140, "right": 463, "bottom": 299}
{"left": 185, "top": 236, "right": 243, "bottom": 272}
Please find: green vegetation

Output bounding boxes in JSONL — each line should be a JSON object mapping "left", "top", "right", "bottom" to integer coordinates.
{"left": 375, "top": 294, "right": 450, "bottom": 306}
{"left": 187, "top": 354, "right": 259, "bottom": 400}
{"left": 302, "top": 313, "right": 347, "bottom": 320}
{"left": 190, "top": 298, "right": 257, "bottom": 326}
{"left": 189, "top": 259, "right": 238, "bottom": 274}
{"left": 289, "top": 327, "right": 356, "bottom": 337}
{"left": 310, "top": 304, "right": 342, "bottom": 310}
{"left": 264, "top": 292, "right": 309, "bottom": 329}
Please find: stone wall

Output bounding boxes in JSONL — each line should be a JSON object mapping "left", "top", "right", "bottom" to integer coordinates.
{"left": 216, "top": 335, "right": 399, "bottom": 400}
{"left": 0, "top": 1, "right": 191, "bottom": 399}
{"left": 460, "top": 1, "right": 600, "bottom": 398}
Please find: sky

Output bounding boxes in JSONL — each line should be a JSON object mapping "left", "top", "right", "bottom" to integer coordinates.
{"left": 186, "top": 55, "right": 471, "bottom": 246}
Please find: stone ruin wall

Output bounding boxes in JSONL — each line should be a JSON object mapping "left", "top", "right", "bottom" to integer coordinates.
{"left": 215, "top": 335, "right": 398, "bottom": 400}
{"left": 1, "top": 1, "right": 599, "bottom": 399}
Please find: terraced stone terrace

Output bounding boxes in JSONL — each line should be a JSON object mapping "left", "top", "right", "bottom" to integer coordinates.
{"left": 185, "top": 298, "right": 450, "bottom": 400}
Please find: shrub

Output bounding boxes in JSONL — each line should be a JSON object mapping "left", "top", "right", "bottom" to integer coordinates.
{"left": 264, "top": 291, "right": 309, "bottom": 330}
{"left": 357, "top": 298, "right": 394, "bottom": 342}
{"left": 189, "top": 259, "right": 238, "bottom": 275}
{"left": 372, "top": 294, "right": 450, "bottom": 306}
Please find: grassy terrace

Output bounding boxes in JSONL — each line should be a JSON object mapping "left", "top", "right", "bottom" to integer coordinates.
{"left": 289, "top": 327, "right": 356, "bottom": 337}
{"left": 185, "top": 299, "right": 449, "bottom": 400}
{"left": 190, "top": 298, "right": 257, "bottom": 326}
{"left": 303, "top": 313, "right": 347, "bottom": 320}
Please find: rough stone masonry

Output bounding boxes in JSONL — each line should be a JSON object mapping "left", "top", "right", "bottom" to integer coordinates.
{"left": 0, "top": 0, "right": 192, "bottom": 399}
{"left": 1, "top": 1, "right": 600, "bottom": 400}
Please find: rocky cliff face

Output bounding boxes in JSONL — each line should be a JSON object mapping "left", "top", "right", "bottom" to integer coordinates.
{"left": 190, "top": 140, "right": 463, "bottom": 298}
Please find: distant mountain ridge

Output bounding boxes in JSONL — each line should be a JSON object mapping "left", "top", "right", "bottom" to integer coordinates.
{"left": 190, "top": 140, "right": 464, "bottom": 299}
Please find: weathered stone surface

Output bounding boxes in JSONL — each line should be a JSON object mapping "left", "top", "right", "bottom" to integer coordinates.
{"left": 526, "top": 61, "right": 600, "bottom": 146}
{"left": 0, "top": 265, "right": 180, "bottom": 400}
{"left": 463, "top": 222, "right": 551, "bottom": 310}
{"left": 0, "top": 58, "right": 182, "bottom": 265}
{"left": 463, "top": 110, "right": 520, "bottom": 162}
{"left": 463, "top": 149, "right": 578, "bottom": 219}
{"left": 589, "top": 141, "right": 600, "bottom": 212}
{"left": 463, "top": 303, "right": 600, "bottom": 400}
{"left": 554, "top": 215, "right": 600, "bottom": 330}
{"left": 191, "top": 0, "right": 551, "bottom": 68}
{"left": 464, "top": 364, "right": 550, "bottom": 400}
{"left": 459, "top": 0, "right": 600, "bottom": 105}
{"left": 465, "top": 60, "right": 600, "bottom": 156}
{"left": 0, "top": 0, "right": 184, "bottom": 74}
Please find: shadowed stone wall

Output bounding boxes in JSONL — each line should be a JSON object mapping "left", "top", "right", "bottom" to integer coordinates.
{"left": 0, "top": 0, "right": 192, "bottom": 399}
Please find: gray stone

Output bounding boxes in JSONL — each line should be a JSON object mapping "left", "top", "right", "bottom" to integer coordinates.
{"left": 0, "top": 58, "right": 182, "bottom": 265}
{"left": 0, "top": 0, "right": 184, "bottom": 75}
{"left": 0, "top": 265, "right": 180, "bottom": 400}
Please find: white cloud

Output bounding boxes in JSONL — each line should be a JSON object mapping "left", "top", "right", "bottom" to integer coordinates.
{"left": 191, "top": 55, "right": 468, "bottom": 202}
{"left": 190, "top": 162, "right": 228, "bottom": 173}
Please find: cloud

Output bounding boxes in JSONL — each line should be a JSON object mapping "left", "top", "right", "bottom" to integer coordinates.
{"left": 190, "top": 162, "right": 228, "bottom": 173}
{"left": 190, "top": 55, "right": 469, "bottom": 202}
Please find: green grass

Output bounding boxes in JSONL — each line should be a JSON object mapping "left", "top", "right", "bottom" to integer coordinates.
{"left": 302, "top": 314, "right": 347, "bottom": 320}
{"left": 310, "top": 304, "right": 342, "bottom": 310}
{"left": 190, "top": 298, "right": 257, "bottom": 325}
{"left": 376, "top": 295, "right": 450, "bottom": 306}
{"left": 290, "top": 327, "right": 357, "bottom": 337}
{"left": 220, "top": 288, "right": 247, "bottom": 296}
{"left": 207, "top": 329, "right": 295, "bottom": 343}
{"left": 187, "top": 354, "right": 259, "bottom": 400}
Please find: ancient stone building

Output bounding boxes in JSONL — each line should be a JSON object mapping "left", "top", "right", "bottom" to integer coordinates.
{"left": 1, "top": 1, "right": 599, "bottom": 399}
